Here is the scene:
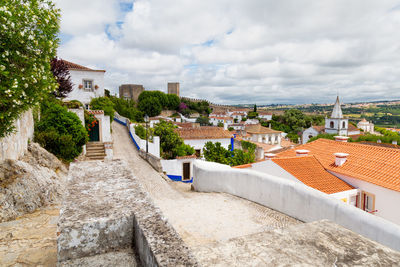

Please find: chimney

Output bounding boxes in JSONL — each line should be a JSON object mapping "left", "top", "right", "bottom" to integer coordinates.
{"left": 392, "top": 140, "right": 398, "bottom": 145}
{"left": 334, "top": 153, "right": 349, "bottom": 166}
{"left": 334, "top": 136, "right": 350, "bottom": 142}
{"left": 265, "top": 153, "right": 276, "bottom": 160}
{"left": 295, "top": 149, "right": 310, "bottom": 157}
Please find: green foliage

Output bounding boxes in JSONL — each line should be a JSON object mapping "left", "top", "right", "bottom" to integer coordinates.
{"left": 153, "top": 121, "right": 194, "bottom": 159}
{"left": 228, "top": 127, "right": 234, "bottom": 131}
{"left": 234, "top": 118, "right": 238, "bottom": 123}
{"left": 196, "top": 116, "right": 211, "bottom": 126}
{"left": 138, "top": 96, "right": 162, "bottom": 117}
{"left": 253, "top": 104, "right": 257, "bottom": 112}
{"left": 105, "top": 89, "right": 110, "bottom": 97}
{"left": 64, "top": 100, "right": 83, "bottom": 109}
{"left": 241, "top": 140, "right": 257, "bottom": 152}
{"left": 181, "top": 99, "right": 211, "bottom": 116}
{"left": 167, "top": 94, "right": 180, "bottom": 110}
{"left": 0, "top": 1, "right": 60, "bottom": 138}
{"left": 134, "top": 124, "right": 146, "bottom": 140}
{"left": 84, "top": 111, "right": 97, "bottom": 133}
{"left": 247, "top": 111, "right": 258, "bottom": 119}
{"left": 307, "top": 133, "right": 336, "bottom": 143}
{"left": 217, "top": 122, "right": 224, "bottom": 127}
{"left": 35, "top": 99, "right": 88, "bottom": 161}
{"left": 355, "top": 126, "right": 400, "bottom": 144}
{"left": 110, "top": 96, "right": 143, "bottom": 122}
{"left": 203, "top": 141, "right": 256, "bottom": 166}
{"left": 90, "top": 97, "right": 114, "bottom": 121}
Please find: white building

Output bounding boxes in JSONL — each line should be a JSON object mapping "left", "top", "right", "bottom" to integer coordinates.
{"left": 258, "top": 112, "right": 273, "bottom": 121}
{"left": 302, "top": 125, "right": 325, "bottom": 144}
{"left": 176, "top": 126, "right": 233, "bottom": 157}
{"left": 243, "top": 124, "right": 282, "bottom": 146}
{"left": 357, "top": 118, "right": 374, "bottom": 133}
{"left": 275, "top": 138, "right": 400, "bottom": 225}
{"left": 62, "top": 59, "right": 105, "bottom": 108}
{"left": 325, "top": 96, "right": 349, "bottom": 136}
{"left": 161, "top": 155, "right": 198, "bottom": 182}
{"left": 209, "top": 116, "right": 234, "bottom": 126}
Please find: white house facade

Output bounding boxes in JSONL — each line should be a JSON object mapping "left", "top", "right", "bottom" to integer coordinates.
{"left": 243, "top": 124, "right": 282, "bottom": 146}
{"left": 62, "top": 59, "right": 105, "bottom": 107}
{"left": 357, "top": 118, "right": 374, "bottom": 133}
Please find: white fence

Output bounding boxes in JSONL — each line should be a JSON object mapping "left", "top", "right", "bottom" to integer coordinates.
{"left": 128, "top": 123, "right": 160, "bottom": 158}
{"left": 192, "top": 160, "right": 400, "bottom": 251}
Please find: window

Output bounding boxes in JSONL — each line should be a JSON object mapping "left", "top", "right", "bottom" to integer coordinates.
{"left": 195, "top": 149, "right": 201, "bottom": 158}
{"left": 330, "top": 121, "right": 334, "bottom": 128}
{"left": 342, "top": 121, "right": 346, "bottom": 128}
{"left": 83, "top": 80, "right": 93, "bottom": 91}
{"left": 362, "top": 191, "right": 375, "bottom": 213}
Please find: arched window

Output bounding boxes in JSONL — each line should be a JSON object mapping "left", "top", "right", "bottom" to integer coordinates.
{"left": 330, "top": 121, "right": 334, "bottom": 128}
{"left": 342, "top": 121, "right": 346, "bottom": 128}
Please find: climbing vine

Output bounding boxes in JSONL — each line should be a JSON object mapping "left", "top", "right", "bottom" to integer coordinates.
{"left": 0, "top": 0, "right": 60, "bottom": 138}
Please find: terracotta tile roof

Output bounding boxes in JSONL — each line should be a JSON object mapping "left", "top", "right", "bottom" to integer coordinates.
{"left": 176, "top": 155, "right": 197, "bottom": 159}
{"left": 276, "top": 138, "right": 400, "bottom": 192}
{"left": 246, "top": 124, "right": 282, "bottom": 134}
{"left": 312, "top": 125, "right": 325, "bottom": 132}
{"left": 176, "top": 126, "right": 233, "bottom": 140}
{"left": 348, "top": 124, "right": 359, "bottom": 132}
{"left": 61, "top": 59, "right": 106, "bottom": 72}
{"left": 272, "top": 156, "right": 354, "bottom": 194}
{"left": 88, "top": 110, "right": 104, "bottom": 114}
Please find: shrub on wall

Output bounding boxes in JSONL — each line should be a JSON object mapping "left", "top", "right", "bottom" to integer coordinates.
{"left": 203, "top": 141, "right": 255, "bottom": 166}
{"left": 90, "top": 97, "right": 115, "bottom": 121}
{"left": 35, "top": 99, "right": 88, "bottom": 161}
{"left": 0, "top": 1, "right": 60, "bottom": 138}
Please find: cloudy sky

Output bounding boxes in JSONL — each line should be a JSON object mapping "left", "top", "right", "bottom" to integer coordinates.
{"left": 56, "top": 0, "right": 400, "bottom": 104}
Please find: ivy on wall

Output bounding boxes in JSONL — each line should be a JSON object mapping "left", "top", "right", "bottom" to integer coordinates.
{"left": 0, "top": 0, "right": 60, "bottom": 138}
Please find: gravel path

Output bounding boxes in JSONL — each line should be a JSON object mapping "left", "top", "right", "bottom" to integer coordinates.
{"left": 112, "top": 121, "right": 300, "bottom": 255}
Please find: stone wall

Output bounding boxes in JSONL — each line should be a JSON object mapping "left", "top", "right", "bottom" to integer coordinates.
{"left": 58, "top": 160, "right": 198, "bottom": 266}
{"left": 0, "top": 109, "right": 34, "bottom": 162}
{"left": 192, "top": 160, "right": 400, "bottom": 252}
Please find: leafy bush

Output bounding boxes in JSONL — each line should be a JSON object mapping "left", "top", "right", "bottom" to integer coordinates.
{"left": 35, "top": 100, "right": 88, "bottom": 161}
{"left": 84, "top": 111, "right": 98, "bottom": 133}
{"left": 247, "top": 111, "right": 258, "bottom": 119}
{"left": 51, "top": 57, "right": 72, "bottom": 97}
{"left": 308, "top": 133, "right": 336, "bottom": 143}
{"left": 134, "top": 124, "right": 146, "bottom": 139}
{"left": 90, "top": 97, "right": 115, "bottom": 121}
{"left": 138, "top": 97, "right": 162, "bottom": 117}
{"left": 203, "top": 141, "right": 255, "bottom": 166}
{"left": 167, "top": 94, "right": 180, "bottom": 110}
{"left": 64, "top": 100, "right": 83, "bottom": 109}
{"left": 153, "top": 121, "right": 194, "bottom": 159}
{"left": 196, "top": 116, "right": 211, "bottom": 126}
{"left": 0, "top": 1, "right": 60, "bottom": 138}
{"left": 110, "top": 96, "right": 143, "bottom": 122}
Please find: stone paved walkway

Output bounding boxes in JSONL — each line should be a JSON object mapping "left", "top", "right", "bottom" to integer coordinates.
{"left": 112, "top": 122, "right": 301, "bottom": 263}
{"left": 0, "top": 205, "right": 59, "bottom": 267}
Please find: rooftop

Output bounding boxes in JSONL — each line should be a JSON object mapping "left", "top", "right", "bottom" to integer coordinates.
{"left": 272, "top": 155, "right": 354, "bottom": 194}
{"left": 62, "top": 59, "right": 106, "bottom": 72}
{"left": 176, "top": 126, "right": 233, "bottom": 140}
{"left": 277, "top": 138, "right": 400, "bottom": 192}
{"left": 246, "top": 124, "right": 282, "bottom": 134}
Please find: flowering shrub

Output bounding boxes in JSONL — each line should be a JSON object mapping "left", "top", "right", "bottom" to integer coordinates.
{"left": 0, "top": 0, "right": 60, "bottom": 138}
{"left": 84, "top": 111, "right": 98, "bottom": 133}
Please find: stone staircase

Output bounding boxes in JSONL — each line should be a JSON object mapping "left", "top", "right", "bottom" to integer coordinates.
{"left": 86, "top": 142, "right": 106, "bottom": 160}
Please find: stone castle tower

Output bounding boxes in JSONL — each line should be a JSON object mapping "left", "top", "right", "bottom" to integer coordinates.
{"left": 119, "top": 84, "right": 144, "bottom": 102}
{"left": 168, "top": 82, "right": 180, "bottom": 96}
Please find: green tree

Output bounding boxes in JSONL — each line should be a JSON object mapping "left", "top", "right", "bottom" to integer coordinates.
{"left": 253, "top": 104, "right": 257, "bottom": 112}
{"left": 247, "top": 112, "right": 258, "bottom": 119}
{"left": 110, "top": 96, "right": 143, "bottom": 122}
{"left": 35, "top": 99, "right": 88, "bottom": 161}
{"left": 217, "top": 122, "right": 224, "bottom": 127}
{"left": 167, "top": 94, "right": 180, "bottom": 110}
{"left": 196, "top": 116, "right": 210, "bottom": 126}
{"left": 138, "top": 97, "right": 162, "bottom": 117}
{"left": 307, "top": 133, "right": 336, "bottom": 143}
{"left": 203, "top": 140, "right": 256, "bottom": 166}
{"left": 153, "top": 121, "right": 194, "bottom": 159}
{"left": 0, "top": 1, "right": 60, "bottom": 138}
{"left": 90, "top": 97, "right": 115, "bottom": 121}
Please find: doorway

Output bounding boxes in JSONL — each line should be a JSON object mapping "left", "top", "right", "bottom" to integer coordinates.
{"left": 89, "top": 120, "right": 100, "bottom": 141}
{"left": 182, "top": 162, "right": 191, "bottom": 181}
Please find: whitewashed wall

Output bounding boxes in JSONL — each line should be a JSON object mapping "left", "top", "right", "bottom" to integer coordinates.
{"left": 161, "top": 158, "right": 197, "bottom": 181}
{"left": 330, "top": 171, "right": 400, "bottom": 225}
{"left": 302, "top": 127, "right": 319, "bottom": 144}
{"left": 193, "top": 160, "right": 400, "bottom": 251}
{"left": 128, "top": 124, "right": 160, "bottom": 158}
{"left": 64, "top": 70, "right": 105, "bottom": 105}
{"left": 183, "top": 138, "right": 231, "bottom": 155}
{"left": 0, "top": 109, "right": 34, "bottom": 162}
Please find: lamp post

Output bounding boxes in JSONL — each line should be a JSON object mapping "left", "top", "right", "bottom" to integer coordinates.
{"left": 144, "top": 114, "right": 149, "bottom": 160}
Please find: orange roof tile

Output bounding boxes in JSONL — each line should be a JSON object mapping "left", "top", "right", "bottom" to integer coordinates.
{"left": 246, "top": 124, "right": 282, "bottom": 134}
{"left": 276, "top": 138, "right": 400, "bottom": 192}
{"left": 176, "top": 126, "right": 233, "bottom": 140}
{"left": 272, "top": 156, "right": 354, "bottom": 194}
{"left": 348, "top": 124, "right": 359, "bottom": 132}
{"left": 62, "top": 59, "right": 106, "bottom": 72}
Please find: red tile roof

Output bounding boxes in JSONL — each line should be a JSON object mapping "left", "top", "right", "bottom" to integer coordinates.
{"left": 277, "top": 138, "right": 400, "bottom": 192}
{"left": 88, "top": 110, "right": 104, "bottom": 114}
{"left": 246, "top": 124, "right": 282, "bottom": 134}
{"left": 272, "top": 156, "right": 354, "bottom": 194}
{"left": 348, "top": 124, "right": 359, "bottom": 132}
{"left": 176, "top": 126, "right": 233, "bottom": 140}
{"left": 62, "top": 59, "right": 106, "bottom": 72}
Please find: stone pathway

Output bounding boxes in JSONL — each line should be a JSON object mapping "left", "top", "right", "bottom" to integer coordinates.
{"left": 0, "top": 205, "right": 59, "bottom": 267}
{"left": 112, "top": 122, "right": 301, "bottom": 263}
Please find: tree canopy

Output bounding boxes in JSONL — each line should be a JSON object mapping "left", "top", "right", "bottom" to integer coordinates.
{"left": 50, "top": 57, "right": 72, "bottom": 97}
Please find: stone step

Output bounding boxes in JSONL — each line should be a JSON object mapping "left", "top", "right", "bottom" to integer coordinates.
{"left": 87, "top": 153, "right": 106, "bottom": 157}
{"left": 86, "top": 148, "right": 105, "bottom": 152}
{"left": 86, "top": 143, "right": 104, "bottom": 148}
{"left": 87, "top": 156, "right": 105, "bottom": 160}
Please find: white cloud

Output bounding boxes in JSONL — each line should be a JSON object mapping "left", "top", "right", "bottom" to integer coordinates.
{"left": 56, "top": 0, "right": 400, "bottom": 104}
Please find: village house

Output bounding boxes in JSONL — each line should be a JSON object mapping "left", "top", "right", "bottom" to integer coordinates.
{"left": 176, "top": 126, "right": 234, "bottom": 157}
{"left": 357, "top": 118, "right": 375, "bottom": 133}
{"left": 271, "top": 137, "right": 400, "bottom": 225}
{"left": 242, "top": 124, "right": 282, "bottom": 146}
{"left": 257, "top": 111, "right": 273, "bottom": 120}
{"left": 209, "top": 115, "right": 234, "bottom": 126}
{"left": 62, "top": 59, "right": 105, "bottom": 109}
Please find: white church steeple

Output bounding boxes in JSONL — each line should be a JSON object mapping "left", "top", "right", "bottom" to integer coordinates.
{"left": 331, "top": 96, "right": 343, "bottom": 119}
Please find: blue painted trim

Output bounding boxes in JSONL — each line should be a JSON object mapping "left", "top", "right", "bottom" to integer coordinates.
{"left": 114, "top": 117, "right": 127, "bottom": 126}
{"left": 129, "top": 131, "right": 140, "bottom": 151}
{"left": 166, "top": 175, "right": 193, "bottom": 183}
{"left": 230, "top": 137, "right": 234, "bottom": 151}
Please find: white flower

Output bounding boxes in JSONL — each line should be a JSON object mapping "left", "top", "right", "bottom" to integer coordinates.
{"left": 10, "top": 22, "right": 14, "bottom": 28}
{"left": 0, "top": 65, "right": 5, "bottom": 71}
{"left": 24, "top": 83, "right": 28, "bottom": 88}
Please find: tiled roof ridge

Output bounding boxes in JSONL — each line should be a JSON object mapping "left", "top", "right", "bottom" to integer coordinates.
{"left": 61, "top": 59, "right": 106, "bottom": 72}
{"left": 315, "top": 138, "right": 400, "bottom": 152}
